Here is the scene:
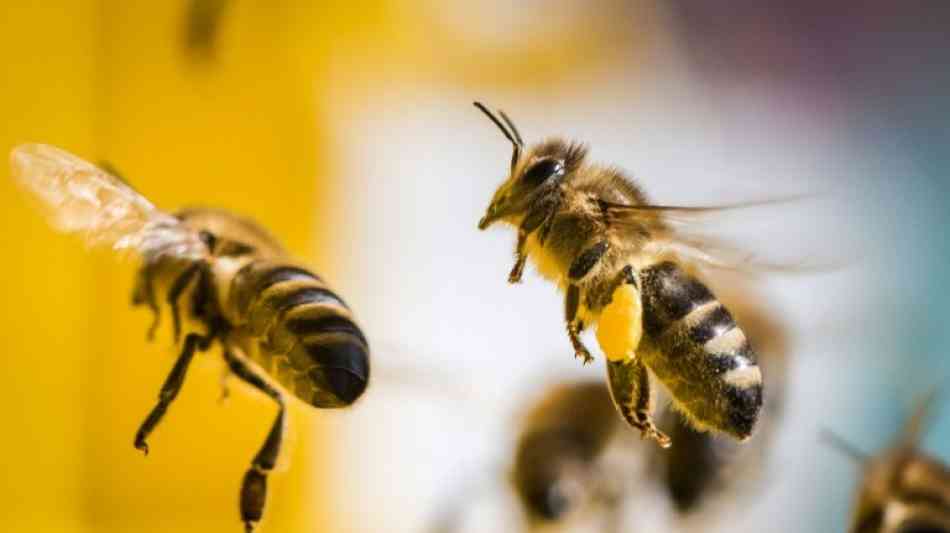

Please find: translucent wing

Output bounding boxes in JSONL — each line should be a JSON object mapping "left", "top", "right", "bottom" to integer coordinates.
{"left": 602, "top": 194, "right": 849, "bottom": 274}
{"left": 10, "top": 143, "right": 205, "bottom": 261}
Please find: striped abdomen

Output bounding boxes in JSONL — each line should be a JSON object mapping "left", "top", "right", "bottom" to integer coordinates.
{"left": 638, "top": 261, "right": 762, "bottom": 439}
{"left": 229, "top": 260, "right": 369, "bottom": 408}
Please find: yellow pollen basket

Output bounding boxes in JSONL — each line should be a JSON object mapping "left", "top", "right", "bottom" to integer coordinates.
{"left": 596, "top": 283, "right": 644, "bottom": 362}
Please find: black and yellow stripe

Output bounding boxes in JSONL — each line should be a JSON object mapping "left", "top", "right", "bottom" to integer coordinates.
{"left": 229, "top": 261, "right": 369, "bottom": 407}
{"left": 638, "top": 261, "right": 762, "bottom": 439}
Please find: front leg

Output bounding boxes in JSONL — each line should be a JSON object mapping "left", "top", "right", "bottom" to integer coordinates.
{"left": 565, "top": 284, "right": 593, "bottom": 364}
{"left": 508, "top": 229, "right": 527, "bottom": 284}
{"left": 606, "top": 357, "right": 671, "bottom": 448}
{"left": 132, "top": 263, "right": 161, "bottom": 341}
{"left": 508, "top": 191, "right": 558, "bottom": 284}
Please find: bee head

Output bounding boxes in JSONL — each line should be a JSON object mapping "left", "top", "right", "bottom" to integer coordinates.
{"left": 474, "top": 102, "right": 587, "bottom": 230}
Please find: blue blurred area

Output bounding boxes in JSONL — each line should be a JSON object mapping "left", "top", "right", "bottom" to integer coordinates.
{"left": 668, "top": 2, "right": 950, "bottom": 530}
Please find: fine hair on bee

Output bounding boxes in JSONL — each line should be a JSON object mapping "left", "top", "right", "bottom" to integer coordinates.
{"left": 11, "top": 144, "right": 370, "bottom": 533}
{"left": 474, "top": 101, "right": 764, "bottom": 448}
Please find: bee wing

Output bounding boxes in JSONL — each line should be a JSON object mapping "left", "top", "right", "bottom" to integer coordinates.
{"left": 10, "top": 143, "right": 205, "bottom": 261}
{"left": 602, "top": 195, "right": 848, "bottom": 274}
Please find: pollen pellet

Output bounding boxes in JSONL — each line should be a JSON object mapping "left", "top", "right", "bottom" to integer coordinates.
{"left": 596, "top": 283, "right": 643, "bottom": 362}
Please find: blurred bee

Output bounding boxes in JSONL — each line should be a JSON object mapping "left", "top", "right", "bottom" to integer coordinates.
{"left": 10, "top": 144, "right": 370, "bottom": 532}
{"left": 475, "top": 102, "right": 774, "bottom": 447}
{"left": 512, "top": 381, "right": 621, "bottom": 524}
{"left": 831, "top": 390, "right": 950, "bottom": 533}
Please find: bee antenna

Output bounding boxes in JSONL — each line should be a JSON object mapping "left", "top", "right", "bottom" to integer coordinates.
{"left": 900, "top": 385, "right": 943, "bottom": 448}
{"left": 498, "top": 110, "right": 523, "bottom": 147}
{"left": 474, "top": 101, "right": 523, "bottom": 170}
{"left": 820, "top": 427, "right": 867, "bottom": 464}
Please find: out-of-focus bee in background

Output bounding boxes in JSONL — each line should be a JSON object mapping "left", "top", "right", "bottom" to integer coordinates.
{"left": 831, "top": 390, "right": 950, "bottom": 533}
{"left": 512, "top": 381, "right": 622, "bottom": 526}
{"left": 509, "top": 284, "right": 788, "bottom": 531}
{"left": 10, "top": 144, "right": 370, "bottom": 532}
{"left": 473, "top": 101, "right": 813, "bottom": 448}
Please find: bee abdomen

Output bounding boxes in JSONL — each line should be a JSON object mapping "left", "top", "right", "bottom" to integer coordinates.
{"left": 230, "top": 263, "right": 321, "bottom": 312}
{"left": 231, "top": 262, "right": 369, "bottom": 407}
{"left": 231, "top": 262, "right": 346, "bottom": 337}
{"left": 639, "top": 262, "right": 715, "bottom": 336}
{"left": 639, "top": 261, "right": 763, "bottom": 439}
{"left": 282, "top": 337, "right": 369, "bottom": 407}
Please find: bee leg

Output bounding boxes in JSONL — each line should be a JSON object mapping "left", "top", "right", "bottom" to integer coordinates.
{"left": 511, "top": 195, "right": 555, "bottom": 283}
{"left": 525, "top": 187, "right": 560, "bottom": 246}
{"left": 568, "top": 241, "right": 610, "bottom": 281}
{"left": 218, "top": 367, "right": 231, "bottom": 404}
{"left": 508, "top": 229, "right": 527, "bottom": 283}
{"left": 166, "top": 263, "right": 202, "bottom": 343}
{"left": 606, "top": 357, "right": 671, "bottom": 448}
{"left": 134, "top": 331, "right": 214, "bottom": 455}
{"left": 132, "top": 264, "right": 161, "bottom": 341}
{"left": 223, "top": 349, "right": 286, "bottom": 533}
{"left": 537, "top": 216, "right": 555, "bottom": 245}
{"left": 565, "top": 285, "right": 593, "bottom": 364}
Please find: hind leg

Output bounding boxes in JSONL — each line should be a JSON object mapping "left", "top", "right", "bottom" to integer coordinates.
{"left": 606, "top": 357, "right": 670, "bottom": 448}
{"left": 222, "top": 349, "right": 286, "bottom": 533}
{"left": 595, "top": 266, "right": 644, "bottom": 363}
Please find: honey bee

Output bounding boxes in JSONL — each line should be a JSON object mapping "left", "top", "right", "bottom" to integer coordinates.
{"left": 10, "top": 144, "right": 369, "bottom": 532}
{"left": 834, "top": 391, "right": 950, "bottom": 533}
{"left": 474, "top": 102, "right": 769, "bottom": 447}
{"left": 512, "top": 381, "right": 620, "bottom": 523}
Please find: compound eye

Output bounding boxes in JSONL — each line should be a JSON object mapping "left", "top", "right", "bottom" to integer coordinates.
{"left": 521, "top": 158, "right": 564, "bottom": 187}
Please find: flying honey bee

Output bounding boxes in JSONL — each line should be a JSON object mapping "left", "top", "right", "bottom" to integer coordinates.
{"left": 831, "top": 390, "right": 950, "bottom": 533}
{"left": 10, "top": 144, "right": 370, "bottom": 532}
{"left": 474, "top": 102, "right": 770, "bottom": 447}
